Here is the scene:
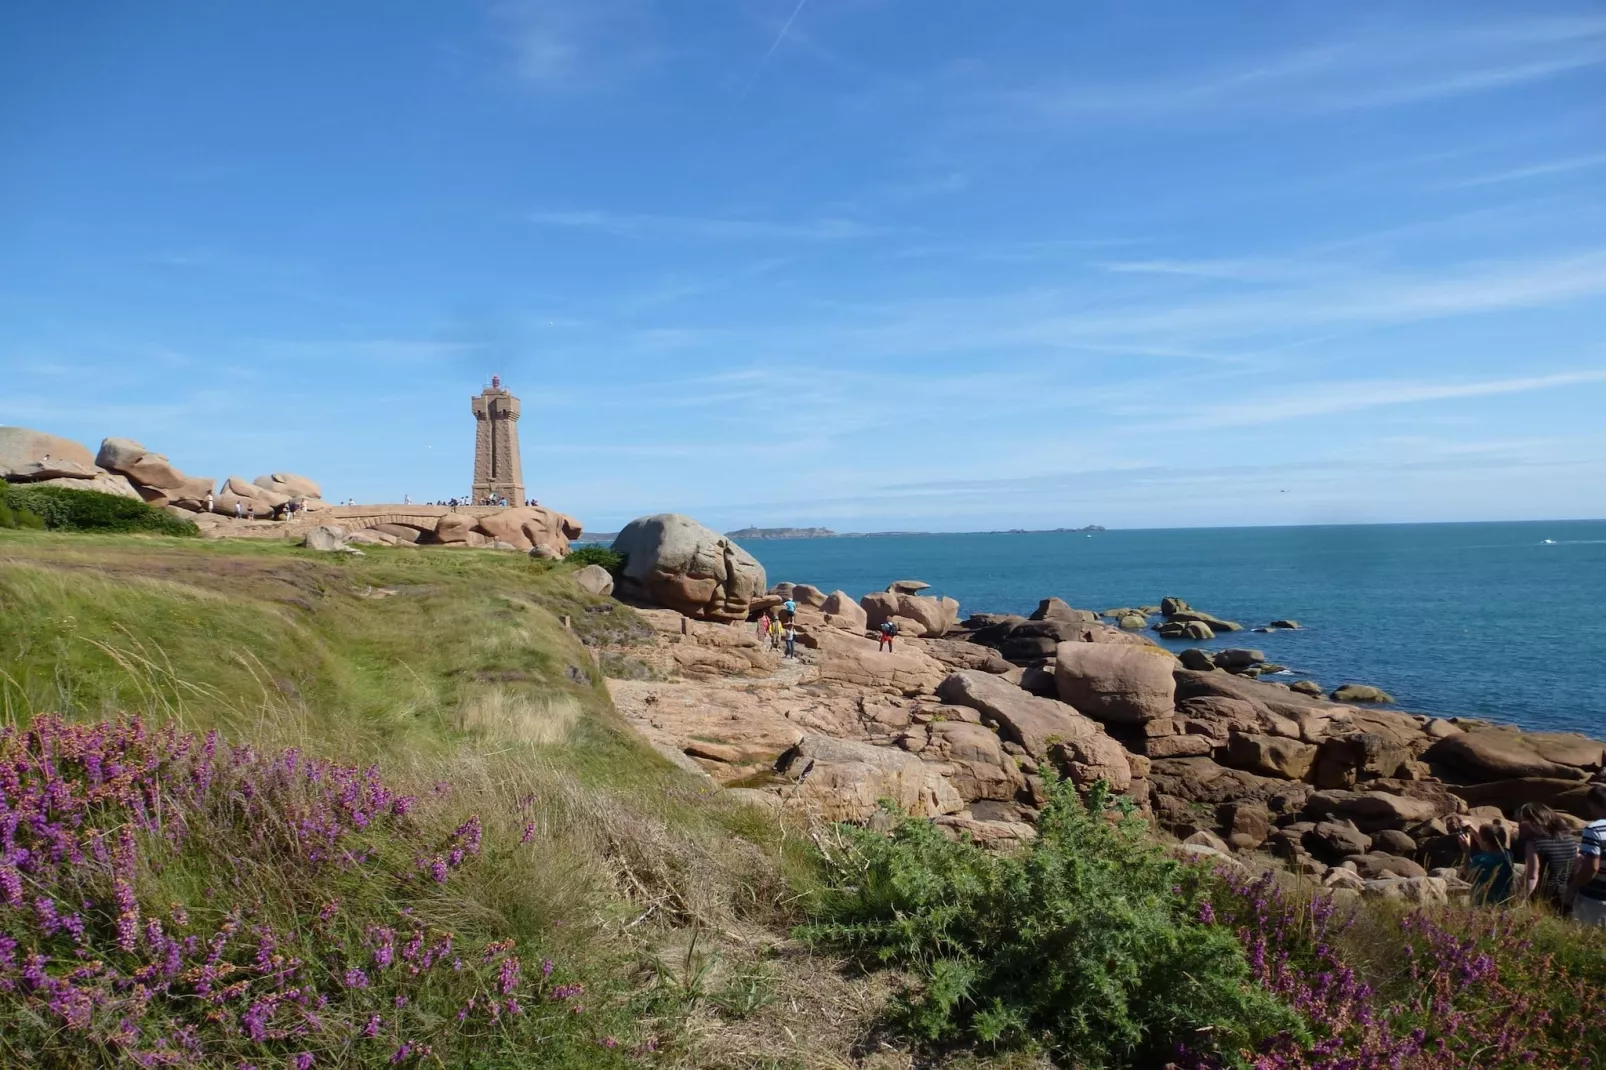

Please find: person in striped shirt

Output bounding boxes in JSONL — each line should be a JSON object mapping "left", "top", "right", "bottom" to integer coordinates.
{"left": 1569, "top": 786, "right": 1606, "bottom": 926}
{"left": 1517, "top": 802, "right": 1579, "bottom": 912}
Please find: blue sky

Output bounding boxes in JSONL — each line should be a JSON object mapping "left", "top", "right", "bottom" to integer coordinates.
{"left": 3, "top": 1, "right": 1604, "bottom": 532}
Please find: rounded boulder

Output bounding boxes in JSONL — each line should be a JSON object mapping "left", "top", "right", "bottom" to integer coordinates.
{"left": 612, "top": 514, "right": 767, "bottom": 622}
{"left": 1052, "top": 641, "right": 1176, "bottom": 723}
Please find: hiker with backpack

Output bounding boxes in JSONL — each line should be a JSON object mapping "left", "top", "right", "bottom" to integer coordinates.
{"left": 877, "top": 619, "right": 898, "bottom": 652}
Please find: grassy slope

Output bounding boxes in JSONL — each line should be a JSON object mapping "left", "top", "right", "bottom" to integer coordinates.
{"left": 0, "top": 530, "right": 819, "bottom": 1067}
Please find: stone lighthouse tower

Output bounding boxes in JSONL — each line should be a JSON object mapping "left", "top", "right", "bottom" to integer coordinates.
{"left": 470, "top": 375, "right": 525, "bottom": 504}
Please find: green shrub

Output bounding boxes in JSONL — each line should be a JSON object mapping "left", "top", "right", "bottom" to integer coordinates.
{"left": 1, "top": 481, "right": 197, "bottom": 536}
{"left": 798, "top": 776, "right": 1300, "bottom": 1067}
{"left": 0, "top": 482, "right": 46, "bottom": 530}
{"left": 565, "top": 545, "right": 625, "bottom": 574}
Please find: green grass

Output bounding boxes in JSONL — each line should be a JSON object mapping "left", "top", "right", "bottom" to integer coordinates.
{"left": 0, "top": 529, "right": 819, "bottom": 1066}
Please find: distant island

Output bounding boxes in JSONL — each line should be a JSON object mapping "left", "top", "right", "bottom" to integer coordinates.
{"left": 724, "top": 526, "right": 837, "bottom": 540}
{"left": 579, "top": 524, "right": 1107, "bottom": 545}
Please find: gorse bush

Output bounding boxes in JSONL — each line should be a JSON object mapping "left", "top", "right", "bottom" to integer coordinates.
{"left": 0, "top": 481, "right": 197, "bottom": 536}
{"left": 0, "top": 716, "right": 639, "bottom": 1068}
{"left": 798, "top": 776, "right": 1300, "bottom": 1068}
{"left": 564, "top": 545, "right": 626, "bottom": 574}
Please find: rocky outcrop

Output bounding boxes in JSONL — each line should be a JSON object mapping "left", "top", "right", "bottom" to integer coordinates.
{"left": 1331, "top": 683, "right": 1395, "bottom": 704}
{"left": 819, "top": 590, "right": 869, "bottom": 632}
{"left": 0, "top": 428, "right": 141, "bottom": 498}
{"left": 775, "top": 735, "right": 964, "bottom": 823}
{"left": 254, "top": 472, "right": 322, "bottom": 500}
{"left": 477, "top": 505, "right": 582, "bottom": 557}
{"left": 95, "top": 438, "right": 214, "bottom": 509}
{"left": 433, "top": 513, "right": 479, "bottom": 545}
{"left": 860, "top": 591, "right": 960, "bottom": 638}
{"left": 1029, "top": 598, "right": 1098, "bottom": 623}
{"left": 899, "top": 720, "right": 1025, "bottom": 802}
{"left": 0, "top": 426, "right": 96, "bottom": 476}
{"left": 612, "top": 515, "right": 765, "bottom": 622}
{"left": 935, "top": 671, "right": 1131, "bottom": 791}
{"left": 1424, "top": 729, "right": 1595, "bottom": 782}
{"left": 813, "top": 631, "right": 947, "bottom": 695}
{"left": 1157, "top": 597, "right": 1243, "bottom": 633}
{"left": 1053, "top": 643, "right": 1176, "bottom": 723}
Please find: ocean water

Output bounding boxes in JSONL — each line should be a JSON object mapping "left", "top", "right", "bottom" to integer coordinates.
{"left": 744, "top": 520, "right": 1606, "bottom": 736}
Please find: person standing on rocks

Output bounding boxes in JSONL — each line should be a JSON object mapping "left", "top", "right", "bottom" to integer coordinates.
{"left": 1568, "top": 787, "right": 1606, "bottom": 926}
{"left": 784, "top": 623, "right": 797, "bottom": 659}
{"left": 1464, "top": 823, "right": 1515, "bottom": 906}
{"left": 233, "top": 500, "right": 244, "bottom": 519}
{"left": 205, "top": 491, "right": 214, "bottom": 513}
{"left": 757, "top": 610, "right": 772, "bottom": 641}
{"left": 768, "top": 616, "right": 783, "bottom": 651}
{"left": 1518, "top": 802, "right": 1579, "bottom": 912}
{"left": 877, "top": 619, "right": 897, "bottom": 652}
{"left": 782, "top": 597, "right": 797, "bottom": 624}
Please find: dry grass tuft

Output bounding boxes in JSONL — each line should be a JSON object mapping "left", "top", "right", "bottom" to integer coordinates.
{"left": 455, "top": 688, "right": 581, "bottom": 746}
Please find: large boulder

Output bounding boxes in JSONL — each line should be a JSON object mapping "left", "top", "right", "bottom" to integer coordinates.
{"left": 477, "top": 505, "right": 583, "bottom": 558}
{"left": 23, "top": 471, "right": 142, "bottom": 499}
{"left": 820, "top": 590, "right": 869, "bottom": 631}
{"left": 1423, "top": 729, "right": 1593, "bottom": 783}
{"left": 861, "top": 591, "right": 959, "bottom": 638}
{"left": 302, "top": 525, "right": 349, "bottom": 552}
{"left": 1221, "top": 732, "right": 1318, "bottom": 781}
{"left": 1305, "top": 789, "right": 1442, "bottom": 832}
{"left": 94, "top": 438, "right": 214, "bottom": 507}
{"left": 901, "top": 720, "right": 1025, "bottom": 802}
{"left": 791, "top": 583, "right": 827, "bottom": 608}
{"left": 775, "top": 735, "right": 963, "bottom": 823}
{"left": 573, "top": 564, "right": 615, "bottom": 597}
{"left": 432, "top": 512, "right": 479, "bottom": 545}
{"left": 0, "top": 427, "right": 96, "bottom": 478}
{"left": 253, "top": 472, "right": 322, "bottom": 500}
{"left": 1312, "top": 732, "right": 1410, "bottom": 789}
{"left": 1363, "top": 876, "right": 1448, "bottom": 906}
{"left": 612, "top": 515, "right": 764, "bottom": 622}
{"left": 1303, "top": 821, "right": 1372, "bottom": 861}
{"left": 1331, "top": 683, "right": 1395, "bottom": 704}
{"left": 1449, "top": 777, "right": 1598, "bottom": 817}
{"left": 1029, "top": 598, "right": 1098, "bottom": 623}
{"left": 1053, "top": 642, "right": 1176, "bottom": 723}
{"left": 935, "top": 671, "right": 1131, "bottom": 791}
{"left": 1147, "top": 756, "right": 1307, "bottom": 811}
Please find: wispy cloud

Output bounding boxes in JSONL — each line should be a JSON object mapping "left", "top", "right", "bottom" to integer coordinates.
{"left": 489, "top": 0, "right": 656, "bottom": 89}
{"left": 527, "top": 208, "right": 880, "bottom": 241}
{"left": 1013, "top": 15, "right": 1606, "bottom": 123}
{"left": 1449, "top": 152, "right": 1606, "bottom": 188}
{"left": 1157, "top": 369, "right": 1606, "bottom": 430}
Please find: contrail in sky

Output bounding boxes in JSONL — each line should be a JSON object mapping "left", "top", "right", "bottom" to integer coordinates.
{"left": 741, "top": 0, "right": 809, "bottom": 93}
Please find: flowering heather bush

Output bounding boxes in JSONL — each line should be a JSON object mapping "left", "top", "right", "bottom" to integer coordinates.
{"left": 0, "top": 716, "right": 640, "bottom": 1068}
{"left": 1205, "top": 869, "right": 1603, "bottom": 1069}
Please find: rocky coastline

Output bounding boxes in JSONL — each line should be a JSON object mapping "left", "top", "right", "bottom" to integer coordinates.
{"left": 602, "top": 514, "right": 1606, "bottom": 907}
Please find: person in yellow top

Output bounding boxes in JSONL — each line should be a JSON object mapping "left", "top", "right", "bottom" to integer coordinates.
{"left": 768, "top": 617, "right": 783, "bottom": 650}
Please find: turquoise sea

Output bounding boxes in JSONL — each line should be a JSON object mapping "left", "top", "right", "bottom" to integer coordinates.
{"left": 744, "top": 520, "right": 1606, "bottom": 736}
